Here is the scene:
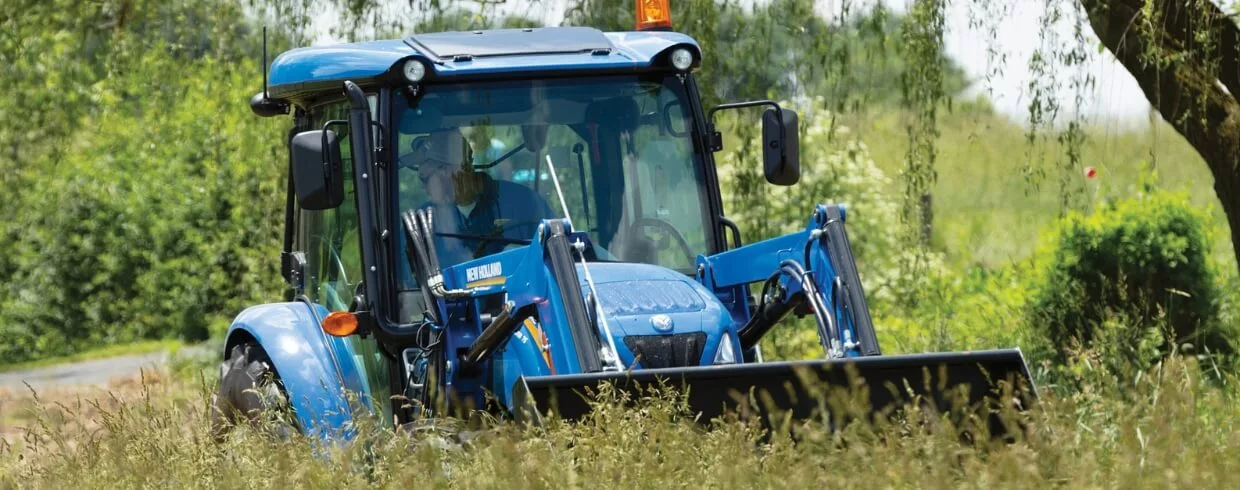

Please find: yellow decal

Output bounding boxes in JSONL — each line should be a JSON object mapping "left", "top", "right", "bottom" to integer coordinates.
{"left": 523, "top": 317, "right": 554, "bottom": 374}
{"left": 465, "top": 276, "right": 507, "bottom": 288}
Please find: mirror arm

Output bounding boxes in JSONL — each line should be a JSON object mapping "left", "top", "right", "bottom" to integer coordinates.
{"left": 320, "top": 120, "right": 347, "bottom": 149}
{"left": 704, "top": 99, "right": 786, "bottom": 153}
{"left": 719, "top": 215, "right": 742, "bottom": 250}
{"left": 318, "top": 120, "right": 350, "bottom": 193}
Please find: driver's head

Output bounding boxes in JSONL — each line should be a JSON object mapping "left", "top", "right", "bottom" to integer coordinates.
{"left": 418, "top": 129, "right": 482, "bottom": 206}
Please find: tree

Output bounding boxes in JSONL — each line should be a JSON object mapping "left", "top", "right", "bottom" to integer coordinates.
{"left": 1078, "top": 0, "right": 1240, "bottom": 273}
{"left": 0, "top": 0, "right": 289, "bottom": 362}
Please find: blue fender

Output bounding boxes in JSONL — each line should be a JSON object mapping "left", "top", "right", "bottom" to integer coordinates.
{"left": 224, "top": 302, "right": 360, "bottom": 441}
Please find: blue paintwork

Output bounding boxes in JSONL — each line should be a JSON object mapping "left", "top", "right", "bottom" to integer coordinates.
{"left": 267, "top": 40, "right": 413, "bottom": 95}
{"left": 267, "top": 27, "right": 701, "bottom": 98}
{"left": 491, "top": 316, "right": 554, "bottom": 407}
{"left": 697, "top": 231, "right": 811, "bottom": 290}
{"left": 224, "top": 302, "right": 366, "bottom": 440}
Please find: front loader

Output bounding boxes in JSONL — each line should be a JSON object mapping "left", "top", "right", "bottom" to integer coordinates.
{"left": 211, "top": 3, "right": 1035, "bottom": 442}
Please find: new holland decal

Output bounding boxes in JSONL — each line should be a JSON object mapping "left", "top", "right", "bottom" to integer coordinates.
{"left": 464, "top": 261, "right": 505, "bottom": 288}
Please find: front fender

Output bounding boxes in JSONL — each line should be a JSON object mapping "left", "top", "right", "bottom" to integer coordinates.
{"left": 224, "top": 302, "right": 356, "bottom": 440}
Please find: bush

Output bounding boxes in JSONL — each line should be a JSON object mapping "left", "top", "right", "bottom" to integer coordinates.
{"left": 1027, "top": 189, "right": 1230, "bottom": 367}
{"left": 0, "top": 9, "right": 287, "bottom": 364}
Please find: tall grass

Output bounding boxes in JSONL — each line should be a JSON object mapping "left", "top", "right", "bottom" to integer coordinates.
{"left": 2, "top": 356, "right": 1237, "bottom": 488}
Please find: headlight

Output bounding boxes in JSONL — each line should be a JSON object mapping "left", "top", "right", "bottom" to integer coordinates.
{"left": 402, "top": 59, "right": 427, "bottom": 82}
{"left": 713, "top": 332, "right": 737, "bottom": 364}
{"left": 670, "top": 48, "right": 693, "bottom": 71}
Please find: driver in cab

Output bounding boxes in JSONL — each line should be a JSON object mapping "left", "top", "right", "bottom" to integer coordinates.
{"left": 416, "top": 128, "right": 551, "bottom": 264}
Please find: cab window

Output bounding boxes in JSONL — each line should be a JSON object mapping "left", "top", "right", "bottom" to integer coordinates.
{"left": 296, "top": 100, "right": 361, "bottom": 312}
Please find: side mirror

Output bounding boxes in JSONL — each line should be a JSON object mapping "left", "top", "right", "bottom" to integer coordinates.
{"left": 761, "top": 108, "right": 800, "bottom": 186}
{"left": 290, "top": 129, "right": 345, "bottom": 210}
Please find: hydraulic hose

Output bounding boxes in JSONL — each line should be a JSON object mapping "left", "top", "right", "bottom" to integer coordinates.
{"left": 416, "top": 209, "right": 441, "bottom": 274}
{"left": 401, "top": 210, "right": 441, "bottom": 324}
{"left": 414, "top": 208, "right": 472, "bottom": 299}
{"left": 818, "top": 206, "right": 880, "bottom": 355}
{"left": 779, "top": 260, "right": 841, "bottom": 358}
{"left": 737, "top": 260, "right": 843, "bottom": 358}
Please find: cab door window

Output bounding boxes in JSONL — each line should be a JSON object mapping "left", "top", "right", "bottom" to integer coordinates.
{"left": 296, "top": 100, "right": 362, "bottom": 312}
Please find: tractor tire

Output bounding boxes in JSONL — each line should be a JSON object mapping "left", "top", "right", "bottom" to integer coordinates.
{"left": 209, "top": 342, "right": 295, "bottom": 442}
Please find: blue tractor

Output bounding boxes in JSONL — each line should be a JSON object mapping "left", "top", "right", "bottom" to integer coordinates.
{"left": 211, "top": 11, "right": 1035, "bottom": 441}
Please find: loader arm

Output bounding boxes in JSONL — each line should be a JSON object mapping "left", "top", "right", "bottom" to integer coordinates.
{"left": 695, "top": 204, "right": 880, "bottom": 358}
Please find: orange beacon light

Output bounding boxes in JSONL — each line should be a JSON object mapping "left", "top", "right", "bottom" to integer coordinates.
{"left": 636, "top": 0, "right": 673, "bottom": 31}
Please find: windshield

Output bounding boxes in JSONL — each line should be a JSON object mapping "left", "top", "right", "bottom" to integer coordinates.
{"left": 392, "top": 75, "right": 712, "bottom": 276}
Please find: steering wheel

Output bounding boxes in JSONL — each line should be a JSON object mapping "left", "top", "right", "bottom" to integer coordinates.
{"left": 624, "top": 217, "right": 696, "bottom": 267}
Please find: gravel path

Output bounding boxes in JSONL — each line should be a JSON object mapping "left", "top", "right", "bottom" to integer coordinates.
{"left": 0, "top": 346, "right": 211, "bottom": 393}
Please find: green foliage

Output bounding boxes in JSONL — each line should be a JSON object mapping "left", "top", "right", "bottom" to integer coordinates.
{"left": 846, "top": 102, "right": 1233, "bottom": 270}
{"left": 1028, "top": 185, "right": 1230, "bottom": 368}
{"left": 0, "top": 0, "right": 286, "bottom": 363}
{"left": 876, "top": 262, "right": 1047, "bottom": 355}
{"left": 713, "top": 100, "right": 939, "bottom": 360}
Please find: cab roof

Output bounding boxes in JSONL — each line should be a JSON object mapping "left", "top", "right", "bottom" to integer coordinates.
{"left": 267, "top": 27, "right": 701, "bottom": 100}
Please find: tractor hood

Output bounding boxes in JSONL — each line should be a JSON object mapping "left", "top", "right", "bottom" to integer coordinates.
{"left": 575, "top": 263, "right": 738, "bottom": 369}
{"left": 440, "top": 249, "right": 739, "bottom": 369}
{"left": 576, "top": 263, "right": 723, "bottom": 336}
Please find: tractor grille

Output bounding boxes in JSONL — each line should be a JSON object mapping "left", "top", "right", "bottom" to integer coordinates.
{"left": 623, "top": 332, "right": 707, "bottom": 369}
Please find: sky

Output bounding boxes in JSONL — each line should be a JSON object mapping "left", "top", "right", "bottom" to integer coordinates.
{"left": 929, "top": 0, "right": 1152, "bottom": 125}
{"left": 310, "top": 0, "right": 1155, "bottom": 126}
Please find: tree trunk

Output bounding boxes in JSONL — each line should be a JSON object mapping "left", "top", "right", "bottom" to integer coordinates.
{"left": 1079, "top": 0, "right": 1240, "bottom": 271}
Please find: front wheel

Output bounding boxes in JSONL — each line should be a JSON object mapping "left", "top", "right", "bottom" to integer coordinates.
{"left": 209, "top": 342, "right": 296, "bottom": 441}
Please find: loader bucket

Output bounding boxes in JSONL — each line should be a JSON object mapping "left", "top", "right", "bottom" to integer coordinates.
{"left": 513, "top": 349, "right": 1036, "bottom": 438}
